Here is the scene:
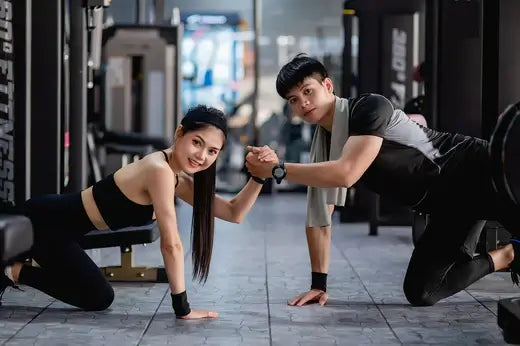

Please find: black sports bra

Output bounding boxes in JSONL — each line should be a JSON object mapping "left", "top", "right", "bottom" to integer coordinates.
{"left": 91, "top": 150, "right": 177, "bottom": 230}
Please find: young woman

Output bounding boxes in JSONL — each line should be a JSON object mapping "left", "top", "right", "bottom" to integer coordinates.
{"left": 0, "top": 105, "right": 276, "bottom": 320}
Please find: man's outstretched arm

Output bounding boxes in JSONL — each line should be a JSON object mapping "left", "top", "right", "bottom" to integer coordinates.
{"left": 289, "top": 205, "right": 334, "bottom": 307}
{"left": 246, "top": 135, "right": 382, "bottom": 188}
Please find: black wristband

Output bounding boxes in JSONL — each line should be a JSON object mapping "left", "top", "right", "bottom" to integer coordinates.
{"left": 171, "top": 291, "right": 191, "bottom": 317}
{"left": 311, "top": 272, "right": 327, "bottom": 292}
{"left": 251, "top": 175, "right": 266, "bottom": 184}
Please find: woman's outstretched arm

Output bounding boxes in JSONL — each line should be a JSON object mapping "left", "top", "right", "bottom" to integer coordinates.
{"left": 175, "top": 148, "right": 278, "bottom": 223}
{"left": 175, "top": 172, "right": 262, "bottom": 223}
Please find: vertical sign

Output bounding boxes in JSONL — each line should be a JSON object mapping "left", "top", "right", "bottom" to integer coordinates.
{"left": 381, "top": 13, "right": 419, "bottom": 109}
{"left": 0, "top": 0, "right": 14, "bottom": 203}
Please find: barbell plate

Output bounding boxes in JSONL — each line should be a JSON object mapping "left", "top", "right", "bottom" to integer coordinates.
{"left": 489, "top": 104, "right": 518, "bottom": 205}
{"left": 503, "top": 107, "right": 520, "bottom": 205}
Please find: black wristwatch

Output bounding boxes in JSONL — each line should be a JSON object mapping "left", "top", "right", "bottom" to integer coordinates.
{"left": 272, "top": 161, "right": 287, "bottom": 184}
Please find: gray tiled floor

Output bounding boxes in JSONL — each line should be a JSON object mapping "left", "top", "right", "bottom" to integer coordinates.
{"left": 1, "top": 194, "right": 517, "bottom": 345}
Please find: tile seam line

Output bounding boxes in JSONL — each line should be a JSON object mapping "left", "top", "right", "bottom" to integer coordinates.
{"left": 3, "top": 300, "right": 54, "bottom": 345}
{"left": 137, "top": 249, "right": 190, "bottom": 345}
{"left": 334, "top": 242, "right": 402, "bottom": 344}
{"left": 264, "top": 232, "right": 273, "bottom": 346}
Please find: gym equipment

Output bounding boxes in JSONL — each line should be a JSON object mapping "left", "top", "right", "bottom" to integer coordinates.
{"left": 0, "top": 215, "right": 33, "bottom": 265}
{"left": 425, "top": 0, "right": 520, "bottom": 140}
{"left": 84, "top": 124, "right": 168, "bottom": 282}
{"left": 498, "top": 298, "right": 520, "bottom": 343}
{"left": 87, "top": 123, "right": 169, "bottom": 183}
{"left": 102, "top": 24, "right": 182, "bottom": 142}
{"left": 100, "top": 24, "right": 181, "bottom": 175}
{"left": 79, "top": 222, "right": 167, "bottom": 282}
{"left": 491, "top": 103, "right": 520, "bottom": 341}
{"left": 341, "top": 0, "right": 426, "bottom": 233}
{"left": 4, "top": 1, "right": 168, "bottom": 285}
{"left": 0, "top": 2, "right": 34, "bottom": 281}
{"left": 29, "top": 0, "right": 109, "bottom": 196}
{"left": 31, "top": 0, "right": 66, "bottom": 195}
{"left": 342, "top": 0, "right": 424, "bottom": 108}
{"left": 67, "top": 0, "right": 110, "bottom": 193}
{"left": 477, "top": 221, "right": 510, "bottom": 255}
{"left": 84, "top": 123, "right": 168, "bottom": 282}
{"left": 490, "top": 103, "right": 520, "bottom": 207}
{"left": 1, "top": 0, "right": 31, "bottom": 207}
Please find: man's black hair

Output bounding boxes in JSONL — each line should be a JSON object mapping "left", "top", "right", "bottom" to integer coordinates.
{"left": 276, "top": 53, "right": 329, "bottom": 98}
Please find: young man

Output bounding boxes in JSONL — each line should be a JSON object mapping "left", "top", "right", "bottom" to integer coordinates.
{"left": 245, "top": 54, "right": 519, "bottom": 307}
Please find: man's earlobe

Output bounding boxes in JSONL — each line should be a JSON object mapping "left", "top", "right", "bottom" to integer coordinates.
{"left": 324, "top": 77, "right": 334, "bottom": 93}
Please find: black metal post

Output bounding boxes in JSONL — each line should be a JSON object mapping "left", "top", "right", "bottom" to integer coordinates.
{"left": 481, "top": 0, "right": 499, "bottom": 140}
{"left": 31, "top": 0, "right": 62, "bottom": 195}
{"left": 252, "top": 0, "right": 260, "bottom": 147}
{"left": 424, "top": 0, "right": 438, "bottom": 129}
{"left": 67, "top": 0, "right": 88, "bottom": 192}
{"left": 341, "top": 1, "right": 354, "bottom": 98}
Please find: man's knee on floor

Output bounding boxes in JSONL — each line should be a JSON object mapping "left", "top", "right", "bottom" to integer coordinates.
{"left": 403, "top": 281, "right": 438, "bottom": 307}
{"left": 82, "top": 285, "right": 115, "bottom": 311}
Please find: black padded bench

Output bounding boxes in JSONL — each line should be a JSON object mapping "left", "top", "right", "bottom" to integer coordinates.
{"left": 498, "top": 298, "right": 520, "bottom": 343}
{"left": 0, "top": 215, "right": 33, "bottom": 265}
{"left": 85, "top": 124, "right": 169, "bottom": 283}
{"left": 79, "top": 221, "right": 167, "bottom": 283}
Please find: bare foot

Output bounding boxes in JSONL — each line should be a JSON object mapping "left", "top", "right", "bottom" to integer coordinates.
{"left": 10, "top": 263, "right": 23, "bottom": 283}
{"left": 489, "top": 244, "right": 514, "bottom": 272}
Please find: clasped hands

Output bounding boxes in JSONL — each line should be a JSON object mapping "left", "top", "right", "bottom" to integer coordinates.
{"left": 245, "top": 145, "right": 279, "bottom": 179}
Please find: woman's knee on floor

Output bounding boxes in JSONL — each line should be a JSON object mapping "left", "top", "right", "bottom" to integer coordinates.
{"left": 81, "top": 284, "right": 115, "bottom": 311}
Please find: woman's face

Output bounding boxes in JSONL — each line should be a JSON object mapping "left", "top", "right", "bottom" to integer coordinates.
{"left": 174, "top": 125, "right": 225, "bottom": 174}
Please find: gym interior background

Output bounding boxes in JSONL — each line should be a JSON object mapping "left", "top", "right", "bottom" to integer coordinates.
{"left": 1, "top": 0, "right": 520, "bottom": 344}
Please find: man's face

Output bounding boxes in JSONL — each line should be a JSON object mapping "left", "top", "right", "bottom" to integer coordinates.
{"left": 285, "top": 76, "right": 334, "bottom": 124}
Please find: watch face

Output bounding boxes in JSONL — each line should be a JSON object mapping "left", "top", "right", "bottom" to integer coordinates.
{"left": 274, "top": 167, "right": 284, "bottom": 178}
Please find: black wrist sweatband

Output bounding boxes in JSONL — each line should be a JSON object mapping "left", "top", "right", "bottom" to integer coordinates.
{"left": 311, "top": 272, "right": 327, "bottom": 292}
{"left": 171, "top": 291, "right": 191, "bottom": 317}
{"left": 251, "top": 175, "right": 266, "bottom": 184}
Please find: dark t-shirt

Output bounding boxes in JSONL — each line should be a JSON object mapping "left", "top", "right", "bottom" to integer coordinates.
{"left": 346, "top": 94, "right": 488, "bottom": 206}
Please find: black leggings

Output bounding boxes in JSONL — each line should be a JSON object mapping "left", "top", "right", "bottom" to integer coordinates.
{"left": 17, "top": 193, "right": 114, "bottom": 311}
{"left": 403, "top": 138, "right": 519, "bottom": 306}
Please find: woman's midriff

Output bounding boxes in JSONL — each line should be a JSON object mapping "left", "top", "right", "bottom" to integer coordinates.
{"left": 81, "top": 187, "right": 110, "bottom": 230}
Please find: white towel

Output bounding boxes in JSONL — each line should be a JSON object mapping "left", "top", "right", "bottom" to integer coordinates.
{"left": 306, "top": 96, "right": 350, "bottom": 227}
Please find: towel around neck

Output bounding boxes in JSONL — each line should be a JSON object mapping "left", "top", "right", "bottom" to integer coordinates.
{"left": 306, "top": 96, "right": 350, "bottom": 227}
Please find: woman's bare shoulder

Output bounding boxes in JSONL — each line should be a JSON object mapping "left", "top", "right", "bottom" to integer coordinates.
{"left": 140, "top": 152, "right": 174, "bottom": 184}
